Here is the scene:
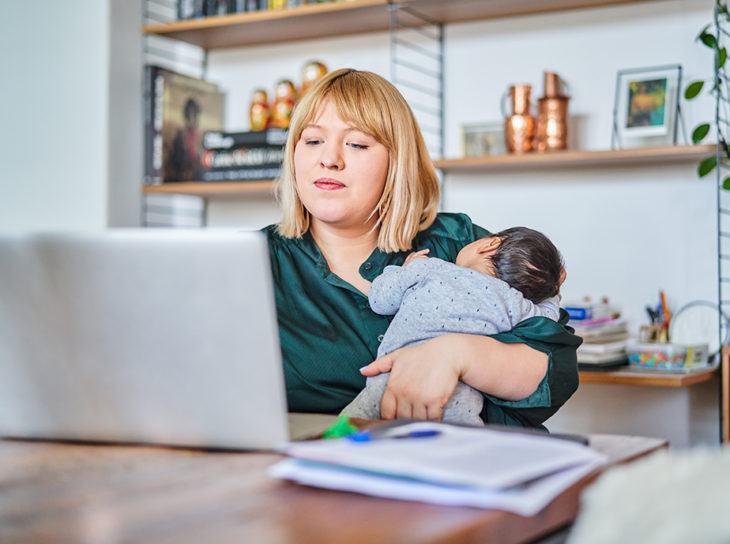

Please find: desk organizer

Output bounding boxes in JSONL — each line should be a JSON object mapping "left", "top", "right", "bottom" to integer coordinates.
{"left": 627, "top": 342, "right": 709, "bottom": 371}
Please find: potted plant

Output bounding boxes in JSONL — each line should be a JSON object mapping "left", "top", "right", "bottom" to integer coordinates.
{"left": 685, "top": 0, "right": 730, "bottom": 187}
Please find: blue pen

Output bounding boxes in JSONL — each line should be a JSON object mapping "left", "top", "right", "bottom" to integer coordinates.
{"left": 347, "top": 428, "right": 441, "bottom": 442}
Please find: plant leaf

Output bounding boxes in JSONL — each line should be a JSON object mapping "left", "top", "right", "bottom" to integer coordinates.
{"left": 699, "top": 155, "right": 717, "bottom": 177}
{"left": 700, "top": 30, "right": 718, "bottom": 48}
{"left": 723, "top": 176, "right": 730, "bottom": 190}
{"left": 692, "top": 123, "right": 711, "bottom": 143}
{"left": 720, "top": 47, "right": 728, "bottom": 69}
{"left": 685, "top": 80, "right": 705, "bottom": 99}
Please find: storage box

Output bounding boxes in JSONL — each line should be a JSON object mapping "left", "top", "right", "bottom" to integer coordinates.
{"left": 626, "top": 342, "right": 709, "bottom": 371}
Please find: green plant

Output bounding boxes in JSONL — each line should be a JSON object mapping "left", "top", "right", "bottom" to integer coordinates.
{"left": 685, "top": 0, "right": 730, "bottom": 188}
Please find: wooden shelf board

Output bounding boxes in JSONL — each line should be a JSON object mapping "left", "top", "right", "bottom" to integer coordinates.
{"left": 433, "top": 145, "right": 715, "bottom": 173}
{"left": 142, "top": 0, "right": 389, "bottom": 49}
{"left": 579, "top": 365, "right": 718, "bottom": 387}
{"left": 142, "top": 0, "right": 664, "bottom": 50}
{"left": 142, "top": 180, "right": 274, "bottom": 197}
{"left": 140, "top": 145, "right": 714, "bottom": 196}
{"left": 401, "top": 0, "right": 665, "bottom": 26}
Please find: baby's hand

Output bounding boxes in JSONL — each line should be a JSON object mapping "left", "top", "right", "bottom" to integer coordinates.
{"left": 404, "top": 249, "right": 430, "bottom": 266}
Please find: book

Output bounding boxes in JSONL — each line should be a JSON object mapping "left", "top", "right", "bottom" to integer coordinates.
{"left": 144, "top": 66, "right": 225, "bottom": 185}
{"left": 178, "top": 0, "right": 206, "bottom": 19}
{"left": 200, "top": 129, "right": 286, "bottom": 181}
{"left": 577, "top": 338, "right": 630, "bottom": 355}
{"left": 564, "top": 301, "right": 613, "bottom": 321}
{"left": 577, "top": 350, "right": 628, "bottom": 364}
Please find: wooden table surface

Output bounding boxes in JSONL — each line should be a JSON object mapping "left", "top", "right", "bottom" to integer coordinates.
{"left": 0, "top": 434, "right": 666, "bottom": 544}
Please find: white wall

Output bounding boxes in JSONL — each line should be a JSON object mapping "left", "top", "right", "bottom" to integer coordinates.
{"left": 0, "top": 0, "right": 142, "bottom": 230}
{"left": 205, "top": 0, "right": 720, "bottom": 446}
{"left": 206, "top": 0, "right": 717, "bottom": 332}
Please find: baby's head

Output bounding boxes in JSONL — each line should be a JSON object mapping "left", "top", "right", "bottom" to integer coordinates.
{"left": 456, "top": 227, "right": 563, "bottom": 303}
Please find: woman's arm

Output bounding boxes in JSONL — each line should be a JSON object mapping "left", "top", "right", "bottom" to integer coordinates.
{"left": 360, "top": 334, "right": 548, "bottom": 421}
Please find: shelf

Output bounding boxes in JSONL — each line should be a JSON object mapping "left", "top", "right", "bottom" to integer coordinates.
{"left": 140, "top": 145, "right": 715, "bottom": 197}
{"left": 142, "top": 0, "right": 664, "bottom": 50}
{"left": 433, "top": 144, "right": 716, "bottom": 174}
{"left": 142, "top": 0, "right": 390, "bottom": 49}
{"left": 142, "top": 180, "right": 274, "bottom": 197}
{"left": 579, "top": 365, "right": 718, "bottom": 388}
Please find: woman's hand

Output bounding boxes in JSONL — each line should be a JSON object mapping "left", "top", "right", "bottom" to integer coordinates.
{"left": 360, "top": 336, "right": 459, "bottom": 421}
{"left": 360, "top": 334, "right": 549, "bottom": 421}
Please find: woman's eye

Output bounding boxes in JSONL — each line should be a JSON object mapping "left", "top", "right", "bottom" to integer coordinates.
{"left": 304, "top": 139, "right": 322, "bottom": 146}
{"left": 348, "top": 142, "right": 369, "bottom": 150}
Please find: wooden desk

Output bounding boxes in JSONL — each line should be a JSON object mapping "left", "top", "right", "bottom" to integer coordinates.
{"left": 580, "top": 365, "right": 718, "bottom": 387}
{"left": 0, "top": 434, "right": 665, "bottom": 544}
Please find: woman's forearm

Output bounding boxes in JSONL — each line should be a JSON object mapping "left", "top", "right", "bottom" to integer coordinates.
{"left": 441, "top": 334, "right": 549, "bottom": 401}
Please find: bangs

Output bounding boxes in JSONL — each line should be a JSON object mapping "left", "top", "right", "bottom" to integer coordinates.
{"left": 320, "top": 75, "right": 394, "bottom": 149}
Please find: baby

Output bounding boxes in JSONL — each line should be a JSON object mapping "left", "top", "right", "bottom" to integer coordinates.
{"left": 341, "top": 226, "right": 564, "bottom": 426}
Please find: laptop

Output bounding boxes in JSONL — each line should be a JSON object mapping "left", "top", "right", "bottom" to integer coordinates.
{"left": 0, "top": 229, "right": 334, "bottom": 450}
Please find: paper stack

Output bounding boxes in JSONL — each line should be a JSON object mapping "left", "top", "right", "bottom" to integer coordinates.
{"left": 269, "top": 421, "right": 606, "bottom": 516}
{"left": 566, "top": 301, "right": 630, "bottom": 369}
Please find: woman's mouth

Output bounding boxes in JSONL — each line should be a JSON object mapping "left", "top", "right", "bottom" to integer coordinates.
{"left": 314, "top": 178, "right": 345, "bottom": 191}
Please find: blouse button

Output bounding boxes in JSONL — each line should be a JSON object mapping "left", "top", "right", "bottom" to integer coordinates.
{"left": 377, "top": 334, "right": 384, "bottom": 342}
{"left": 364, "top": 262, "right": 373, "bottom": 271}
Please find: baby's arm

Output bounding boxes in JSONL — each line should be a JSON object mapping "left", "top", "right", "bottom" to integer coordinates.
{"left": 369, "top": 264, "right": 418, "bottom": 315}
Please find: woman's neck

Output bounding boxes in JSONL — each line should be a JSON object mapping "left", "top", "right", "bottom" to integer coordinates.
{"left": 310, "top": 221, "right": 380, "bottom": 294}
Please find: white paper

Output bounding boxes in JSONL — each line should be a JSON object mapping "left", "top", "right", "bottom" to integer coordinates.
{"left": 269, "top": 421, "right": 607, "bottom": 515}
{"left": 282, "top": 422, "right": 605, "bottom": 489}
{"left": 269, "top": 456, "right": 604, "bottom": 516}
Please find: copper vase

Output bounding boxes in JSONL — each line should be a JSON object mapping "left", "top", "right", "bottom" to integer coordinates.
{"left": 536, "top": 72, "right": 570, "bottom": 152}
{"left": 503, "top": 85, "right": 536, "bottom": 154}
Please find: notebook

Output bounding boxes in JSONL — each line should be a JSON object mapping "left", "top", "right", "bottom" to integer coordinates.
{"left": 0, "top": 229, "right": 334, "bottom": 450}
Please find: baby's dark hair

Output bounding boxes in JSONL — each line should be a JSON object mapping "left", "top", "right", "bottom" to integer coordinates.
{"left": 490, "top": 227, "right": 563, "bottom": 303}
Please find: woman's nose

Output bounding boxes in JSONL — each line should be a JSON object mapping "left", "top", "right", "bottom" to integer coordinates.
{"left": 320, "top": 143, "right": 344, "bottom": 170}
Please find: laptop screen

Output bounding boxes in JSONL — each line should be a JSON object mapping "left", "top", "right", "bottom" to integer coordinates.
{"left": 0, "top": 230, "right": 290, "bottom": 450}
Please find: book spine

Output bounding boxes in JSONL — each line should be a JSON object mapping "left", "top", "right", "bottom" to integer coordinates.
{"left": 203, "top": 129, "right": 287, "bottom": 149}
{"left": 201, "top": 166, "right": 281, "bottom": 182}
{"left": 144, "top": 66, "right": 164, "bottom": 186}
{"left": 178, "top": 0, "right": 206, "bottom": 19}
{"left": 566, "top": 307, "right": 591, "bottom": 320}
{"left": 200, "top": 145, "right": 284, "bottom": 181}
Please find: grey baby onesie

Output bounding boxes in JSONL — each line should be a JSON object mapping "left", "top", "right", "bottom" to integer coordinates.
{"left": 341, "top": 257, "right": 560, "bottom": 425}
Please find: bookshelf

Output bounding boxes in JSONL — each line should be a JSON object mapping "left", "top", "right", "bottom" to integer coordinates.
{"left": 142, "top": 144, "right": 712, "bottom": 197}
{"left": 143, "top": 0, "right": 664, "bottom": 50}
{"left": 142, "top": 0, "right": 675, "bottom": 197}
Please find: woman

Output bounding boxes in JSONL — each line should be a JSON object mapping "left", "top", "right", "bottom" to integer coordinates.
{"left": 263, "top": 68, "right": 580, "bottom": 429}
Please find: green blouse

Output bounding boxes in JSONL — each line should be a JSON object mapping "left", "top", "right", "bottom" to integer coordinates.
{"left": 263, "top": 212, "right": 581, "bottom": 429}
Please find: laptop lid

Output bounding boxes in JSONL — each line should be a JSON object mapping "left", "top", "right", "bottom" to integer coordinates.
{"left": 0, "top": 229, "right": 291, "bottom": 450}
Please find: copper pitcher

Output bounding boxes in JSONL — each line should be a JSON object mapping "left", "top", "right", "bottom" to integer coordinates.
{"left": 502, "top": 84, "right": 536, "bottom": 154}
{"left": 536, "top": 72, "right": 570, "bottom": 152}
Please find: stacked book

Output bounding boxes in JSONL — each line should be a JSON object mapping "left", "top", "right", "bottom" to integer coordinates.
{"left": 566, "top": 301, "right": 630, "bottom": 369}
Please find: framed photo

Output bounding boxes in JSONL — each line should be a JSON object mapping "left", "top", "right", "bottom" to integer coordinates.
{"left": 461, "top": 122, "right": 506, "bottom": 157}
{"left": 612, "top": 64, "right": 682, "bottom": 148}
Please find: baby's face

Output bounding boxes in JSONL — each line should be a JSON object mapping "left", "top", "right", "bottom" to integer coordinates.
{"left": 455, "top": 237, "right": 500, "bottom": 277}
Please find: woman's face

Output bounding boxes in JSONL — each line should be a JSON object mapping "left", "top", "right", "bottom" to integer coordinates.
{"left": 293, "top": 99, "right": 389, "bottom": 233}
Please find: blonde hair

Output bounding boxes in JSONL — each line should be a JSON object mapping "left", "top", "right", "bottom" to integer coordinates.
{"left": 275, "top": 68, "right": 440, "bottom": 252}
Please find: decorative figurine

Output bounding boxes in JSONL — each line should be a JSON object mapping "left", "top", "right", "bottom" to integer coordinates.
{"left": 300, "top": 60, "right": 328, "bottom": 96}
{"left": 249, "top": 88, "right": 271, "bottom": 131}
{"left": 271, "top": 79, "right": 298, "bottom": 129}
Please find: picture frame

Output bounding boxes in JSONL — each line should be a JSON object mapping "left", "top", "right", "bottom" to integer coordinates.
{"left": 612, "top": 64, "right": 682, "bottom": 149}
{"left": 461, "top": 122, "right": 506, "bottom": 157}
